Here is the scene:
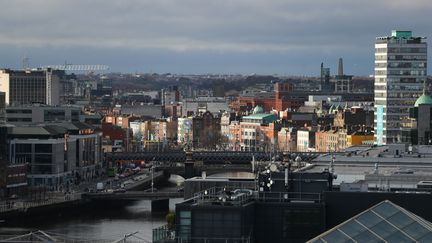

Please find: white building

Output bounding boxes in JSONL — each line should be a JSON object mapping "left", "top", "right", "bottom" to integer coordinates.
{"left": 178, "top": 117, "right": 193, "bottom": 145}
{"left": 374, "top": 30, "right": 427, "bottom": 145}
{"left": 296, "top": 130, "right": 315, "bottom": 152}
{"left": 220, "top": 112, "right": 231, "bottom": 137}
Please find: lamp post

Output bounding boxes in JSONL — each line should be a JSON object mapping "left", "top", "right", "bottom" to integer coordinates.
{"left": 151, "top": 157, "right": 154, "bottom": 193}
{"left": 151, "top": 165, "right": 154, "bottom": 193}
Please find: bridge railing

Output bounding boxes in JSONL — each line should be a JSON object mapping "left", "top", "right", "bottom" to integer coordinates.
{"left": 0, "top": 193, "right": 81, "bottom": 213}
{"left": 192, "top": 187, "right": 255, "bottom": 206}
{"left": 153, "top": 224, "right": 175, "bottom": 242}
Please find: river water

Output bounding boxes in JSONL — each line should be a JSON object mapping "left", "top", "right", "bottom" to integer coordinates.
{"left": 0, "top": 173, "right": 253, "bottom": 242}
{"left": 0, "top": 199, "right": 182, "bottom": 242}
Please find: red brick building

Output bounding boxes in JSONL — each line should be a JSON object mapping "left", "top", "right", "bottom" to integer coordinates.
{"left": 230, "top": 81, "right": 303, "bottom": 113}
{"left": 101, "top": 122, "right": 133, "bottom": 152}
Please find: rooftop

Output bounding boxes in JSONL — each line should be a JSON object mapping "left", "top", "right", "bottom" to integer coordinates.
{"left": 242, "top": 113, "right": 276, "bottom": 119}
{"left": 391, "top": 30, "right": 412, "bottom": 38}
{"left": 308, "top": 200, "right": 432, "bottom": 243}
{"left": 376, "top": 30, "right": 426, "bottom": 42}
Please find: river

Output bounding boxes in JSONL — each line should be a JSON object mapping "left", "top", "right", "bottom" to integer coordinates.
{"left": 0, "top": 199, "right": 182, "bottom": 242}
{"left": 0, "top": 173, "right": 253, "bottom": 242}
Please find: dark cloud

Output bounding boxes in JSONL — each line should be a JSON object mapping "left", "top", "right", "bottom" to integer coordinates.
{"left": 0, "top": 0, "right": 430, "bottom": 75}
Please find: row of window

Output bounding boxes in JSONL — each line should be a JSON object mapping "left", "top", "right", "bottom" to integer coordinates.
{"left": 6, "top": 109, "right": 32, "bottom": 114}
{"left": 7, "top": 118, "right": 32, "bottom": 122}
{"left": 375, "top": 84, "right": 422, "bottom": 91}
{"left": 375, "top": 62, "right": 427, "bottom": 68}
{"left": 376, "top": 55, "right": 427, "bottom": 61}
{"left": 377, "top": 77, "right": 423, "bottom": 84}
{"left": 375, "top": 70, "right": 426, "bottom": 76}
{"left": 15, "top": 143, "right": 53, "bottom": 153}
{"left": 388, "top": 47, "right": 427, "bottom": 53}
{"left": 374, "top": 47, "right": 427, "bottom": 53}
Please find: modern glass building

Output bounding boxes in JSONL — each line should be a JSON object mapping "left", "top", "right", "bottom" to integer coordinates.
{"left": 308, "top": 200, "right": 432, "bottom": 243}
{"left": 374, "top": 30, "right": 427, "bottom": 145}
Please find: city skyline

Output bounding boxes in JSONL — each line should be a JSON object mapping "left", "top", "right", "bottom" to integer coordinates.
{"left": 0, "top": 0, "right": 431, "bottom": 75}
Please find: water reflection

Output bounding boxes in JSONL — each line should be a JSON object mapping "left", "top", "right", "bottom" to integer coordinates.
{"left": 0, "top": 198, "right": 183, "bottom": 242}
{"left": 0, "top": 173, "right": 251, "bottom": 241}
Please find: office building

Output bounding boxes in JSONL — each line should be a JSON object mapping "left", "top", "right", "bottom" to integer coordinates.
{"left": 374, "top": 30, "right": 427, "bottom": 145}
{"left": 6, "top": 123, "right": 102, "bottom": 188}
{"left": 0, "top": 69, "right": 61, "bottom": 106}
{"left": 5, "top": 105, "right": 81, "bottom": 125}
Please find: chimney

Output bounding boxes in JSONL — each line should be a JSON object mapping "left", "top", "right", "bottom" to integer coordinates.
{"left": 338, "top": 58, "right": 344, "bottom": 76}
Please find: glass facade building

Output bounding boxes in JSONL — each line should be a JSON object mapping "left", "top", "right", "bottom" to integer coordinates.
{"left": 309, "top": 200, "right": 432, "bottom": 243}
{"left": 374, "top": 30, "right": 427, "bottom": 145}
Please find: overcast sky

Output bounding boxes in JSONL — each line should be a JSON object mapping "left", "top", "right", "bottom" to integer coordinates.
{"left": 0, "top": 0, "right": 430, "bottom": 75}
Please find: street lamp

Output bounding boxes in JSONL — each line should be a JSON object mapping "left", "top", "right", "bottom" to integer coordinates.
{"left": 151, "top": 157, "right": 155, "bottom": 193}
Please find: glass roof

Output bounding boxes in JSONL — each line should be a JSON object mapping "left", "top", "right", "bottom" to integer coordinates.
{"left": 308, "top": 200, "right": 432, "bottom": 243}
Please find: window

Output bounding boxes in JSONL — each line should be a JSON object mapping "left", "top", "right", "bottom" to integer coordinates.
{"left": 16, "top": 144, "right": 32, "bottom": 153}
{"left": 178, "top": 211, "right": 191, "bottom": 241}
{"left": 35, "top": 144, "right": 52, "bottom": 153}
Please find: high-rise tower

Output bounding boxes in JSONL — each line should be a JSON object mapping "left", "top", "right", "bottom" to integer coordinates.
{"left": 374, "top": 30, "right": 427, "bottom": 145}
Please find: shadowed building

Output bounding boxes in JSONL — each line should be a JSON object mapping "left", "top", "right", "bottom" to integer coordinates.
{"left": 402, "top": 82, "right": 432, "bottom": 145}
{"left": 0, "top": 69, "right": 61, "bottom": 106}
{"left": 192, "top": 111, "right": 221, "bottom": 149}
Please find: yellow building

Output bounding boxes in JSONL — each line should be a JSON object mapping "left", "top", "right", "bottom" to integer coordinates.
{"left": 347, "top": 132, "right": 374, "bottom": 147}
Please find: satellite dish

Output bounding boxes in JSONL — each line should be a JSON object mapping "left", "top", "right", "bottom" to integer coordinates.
{"left": 270, "top": 163, "right": 278, "bottom": 172}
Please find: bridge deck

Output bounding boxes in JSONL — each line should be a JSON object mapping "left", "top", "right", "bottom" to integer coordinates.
{"left": 105, "top": 151, "right": 326, "bottom": 163}
{"left": 83, "top": 191, "right": 183, "bottom": 201}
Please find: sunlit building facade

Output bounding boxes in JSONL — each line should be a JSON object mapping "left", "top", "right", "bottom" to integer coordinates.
{"left": 374, "top": 30, "right": 427, "bottom": 145}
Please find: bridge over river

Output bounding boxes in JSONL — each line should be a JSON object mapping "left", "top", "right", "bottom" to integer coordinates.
{"left": 105, "top": 151, "right": 326, "bottom": 164}
{"left": 106, "top": 151, "right": 334, "bottom": 179}
{"left": 82, "top": 191, "right": 183, "bottom": 201}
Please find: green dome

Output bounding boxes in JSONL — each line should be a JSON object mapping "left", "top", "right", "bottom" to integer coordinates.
{"left": 253, "top": 106, "right": 264, "bottom": 114}
{"left": 414, "top": 94, "right": 432, "bottom": 107}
